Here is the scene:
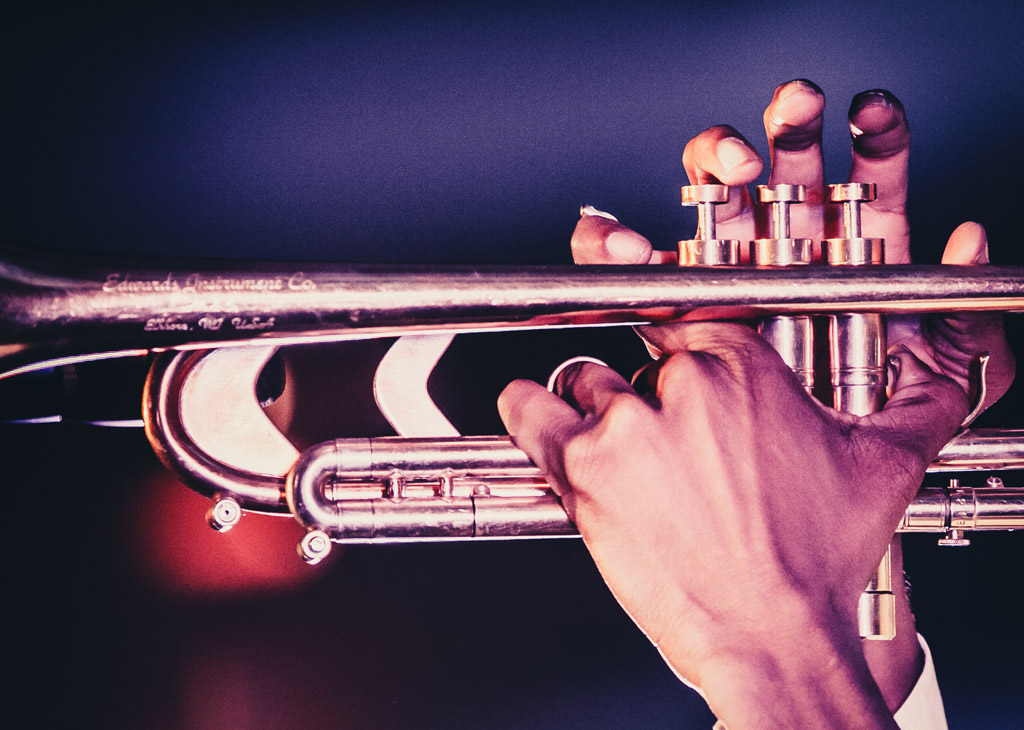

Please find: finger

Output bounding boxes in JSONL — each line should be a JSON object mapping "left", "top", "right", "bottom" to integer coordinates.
{"left": 497, "top": 378, "right": 583, "bottom": 493}
{"left": 636, "top": 321, "right": 762, "bottom": 361}
{"left": 571, "top": 206, "right": 660, "bottom": 264}
{"left": 555, "top": 360, "right": 638, "bottom": 415}
{"left": 681, "top": 125, "right": 763, "bottom": 227}
{"left": 940, "top": 221, "right": 989, "bottom": 264}
{"left": 846, "top": 90, "right": 910, "bottom": 213}
{"left": 763, "top": 79, "right": 826, "bottom": 201}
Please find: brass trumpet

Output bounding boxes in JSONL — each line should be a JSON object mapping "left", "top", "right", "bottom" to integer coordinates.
{"left": 3, "top": 244, "right": 1024, "bottom": 565}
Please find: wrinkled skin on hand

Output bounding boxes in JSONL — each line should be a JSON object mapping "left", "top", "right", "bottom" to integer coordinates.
{"left": 499, "top": 324, "right": 967, "bottom": 728}
{"left": 523, "top": 80, "right": 1015, "bottom": 723}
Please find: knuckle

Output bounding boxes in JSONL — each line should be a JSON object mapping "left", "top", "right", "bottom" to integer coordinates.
{"left": 656, "top": 353, "right": 706, "bottom": 395}
{"left": 601, "top": 391, "right": 649, "bottom": 431}
{"left": 561, "top": 429, "right": 601, "bottom": 487}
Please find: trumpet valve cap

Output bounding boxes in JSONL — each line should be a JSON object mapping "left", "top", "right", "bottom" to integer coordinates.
{"left": 680, "top": 184, "right": 731, "bottom": 247}
{"left": 678, "top": 238, "right": 740, "bottom": 266}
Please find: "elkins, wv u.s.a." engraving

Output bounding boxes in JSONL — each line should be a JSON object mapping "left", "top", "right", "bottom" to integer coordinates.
{"left": 145, "top": 314, "right": 277, "bottom": 333}
{"left": 102, "top": 272, "right": 317, "bottom": 295}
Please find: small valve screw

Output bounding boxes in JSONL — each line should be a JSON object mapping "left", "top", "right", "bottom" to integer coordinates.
{"left": 207, "top": 497, "right": 241, "bottom": 533}
{"left": 299, "top": 530, "right": 332, "bottom": 565}
{"left": 937, "top": 528, "right": 971, "bottom": 548}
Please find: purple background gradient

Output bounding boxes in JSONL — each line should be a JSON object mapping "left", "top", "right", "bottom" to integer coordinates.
{"left": 5, "top": 1, "right": 1024, "bottom": 728}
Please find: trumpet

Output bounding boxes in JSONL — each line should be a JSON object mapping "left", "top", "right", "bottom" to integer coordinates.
{"left": 3, "top": 243, "right": 1024, "bottom": 566}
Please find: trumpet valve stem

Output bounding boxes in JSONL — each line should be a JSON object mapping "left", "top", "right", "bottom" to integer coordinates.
{"left": 823, "top": 183, "right": 884, "bottom": 265}
{"left": 751, "top": 184, "right": 814, "bottom": 393}
{"left": 756, "top": 183, "right": 805, "bottom": 240}
{"left": 751, "top": 184, "right": 814, "bottom": 266}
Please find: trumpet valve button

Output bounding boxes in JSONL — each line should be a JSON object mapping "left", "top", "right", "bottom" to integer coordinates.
{"left": 756, "top": 184, "right": 806, "bottom": 243}
{"left": 679, "top": 238, "right": 740, "bottom": 266}
{"left": 680, "top": 183, "right": 730, "bottom": 205}
{"left": 757, "top": 183, "right": 806, "bottom": 204}
{"left": 828, "top": 182, "right": 877, "bottom": 203}
{"left": 679, "top": 184, "right": 738, "bottom": 265}
{"left": 827, "top": 182, "right": 877, "bottom": 240}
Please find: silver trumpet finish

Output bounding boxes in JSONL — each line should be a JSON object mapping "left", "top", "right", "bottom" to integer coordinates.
{"left": 822, "top": 182, "right": 893, "bottom": 638}
{"left": 4, "top": 245, "right": 1024, "bottom": 379}
{"left": 281, "top": 434, "right": 1024, "bottom": 562}
{"left": 3, "top": 245, "right": 1024, "bottom": 561}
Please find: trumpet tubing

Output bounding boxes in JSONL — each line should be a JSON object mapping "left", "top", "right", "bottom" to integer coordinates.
{"left": 3, "top": 246, "right": 1024, "bottom": 559}
{"left": 3, "top": 246, "right": 1024, "bottom": 379}
{"left": 280, "top": 435, "right": 1024, "bottom": 558}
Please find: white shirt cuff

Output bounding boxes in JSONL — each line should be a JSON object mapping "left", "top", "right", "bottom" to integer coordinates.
{"left": 893, "top": 633, "right": 948, "bottom": 730}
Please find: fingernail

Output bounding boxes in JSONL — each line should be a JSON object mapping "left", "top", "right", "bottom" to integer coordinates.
{"left": 774, "top": 79, "right": 824, "bottom": 121}
{"left": 848, "top": 90, "right": 909, "bottom": 157}
{"left": 887, "top": 353, "right": 902, "bottom": 383}
{"left": 849, "top": 90, "right": 904, "bottom": 135}
{"left": 780, "top": 78, "right": 824, "bottom": 97}
{"left": 605, "top": 230, "right": 651, "bottom": 263}
{"left": 629, "top": 362, "right": 658, "bottom": 397}
{"left": 716, "top": 137, "right": 757, "bottom": 174}
{"left": 580, "top": 205, "right": 619, "bottom": 222}
{"left": 768, "top": 80, "right": 824, "bottom": 149}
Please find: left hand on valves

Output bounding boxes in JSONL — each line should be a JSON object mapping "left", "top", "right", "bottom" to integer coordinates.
{"left": 571, "top": 80, "right": 1013, "bottom": 415}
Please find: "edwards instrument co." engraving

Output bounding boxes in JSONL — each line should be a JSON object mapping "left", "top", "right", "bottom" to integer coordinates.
{"left": 102, "top": 272, "right": 317, "bottom": 295}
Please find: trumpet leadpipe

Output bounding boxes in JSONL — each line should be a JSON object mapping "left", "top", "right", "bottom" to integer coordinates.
{"left": 4, "top": 246, "right": 1024, "bottom": 378}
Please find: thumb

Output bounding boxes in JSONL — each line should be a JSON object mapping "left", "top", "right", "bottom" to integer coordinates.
{"left": 867, "top": 346, "right": 968, "bottom": 467}
{"left": 941, "top": 221, "right": 989, "bottom": 265}
{"left": 572, "top": 206, "right": 656, "bottom": 264}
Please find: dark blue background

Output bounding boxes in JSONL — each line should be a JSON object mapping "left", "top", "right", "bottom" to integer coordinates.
{"left": 5, "top": 2, "right": 1024, "bottom": 728}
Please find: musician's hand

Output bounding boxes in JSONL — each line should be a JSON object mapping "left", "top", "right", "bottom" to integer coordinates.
{"left": 498, "top": 323, "right": 967, "bottom": 729}
{"left": 571, "top": 80, "right": 1014, "bottom": 413}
